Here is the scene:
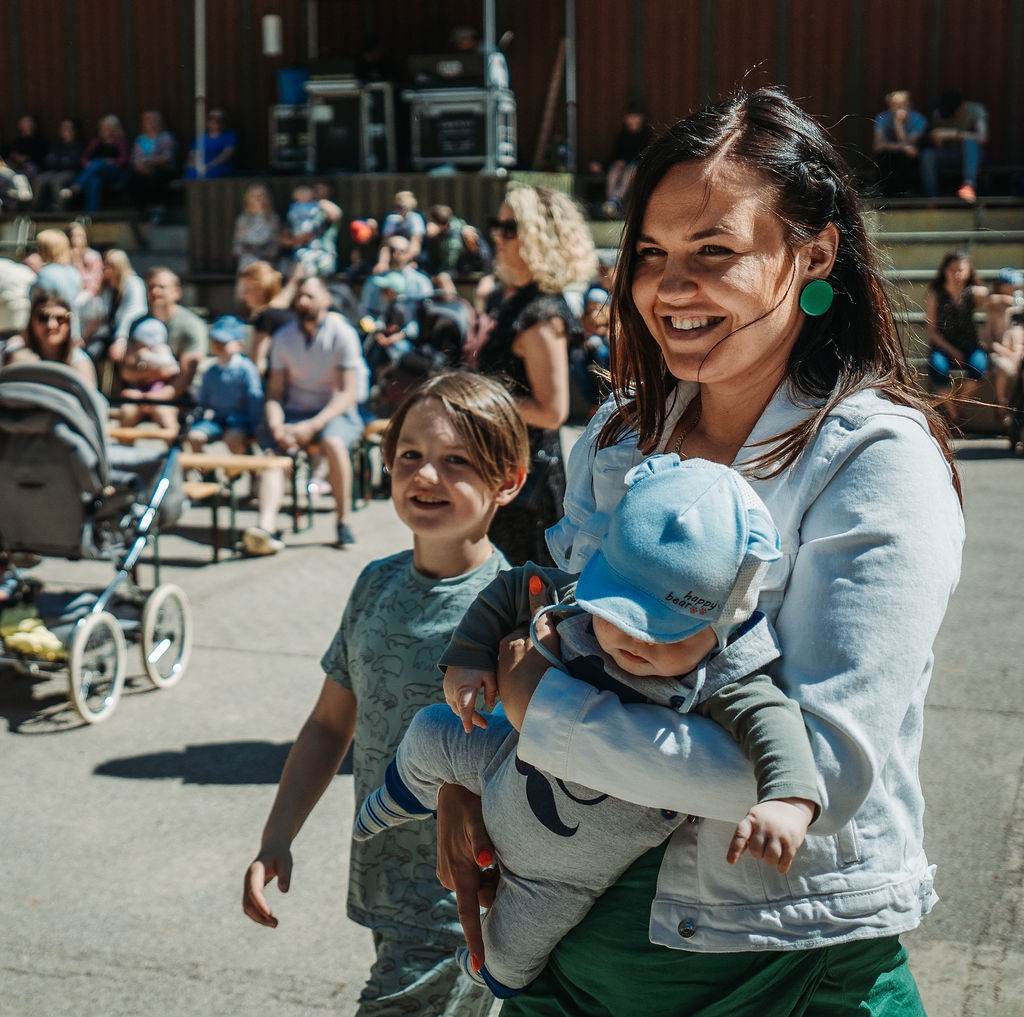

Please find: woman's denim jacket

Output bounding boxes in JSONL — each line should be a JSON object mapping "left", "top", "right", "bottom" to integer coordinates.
{"left": 531, "top": 382, "right": 964, "bottom": 951}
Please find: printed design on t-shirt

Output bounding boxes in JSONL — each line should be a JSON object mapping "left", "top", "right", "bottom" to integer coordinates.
{"left": 515, "top": 755, "right": 609, "bottom": 837}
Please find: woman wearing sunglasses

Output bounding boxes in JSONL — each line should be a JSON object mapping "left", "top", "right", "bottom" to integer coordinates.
{"left": 2, "top": 288, "right": 96, "bottom": 386}
{"left": 476, "top": 184, "right": 596, "bottom": 566}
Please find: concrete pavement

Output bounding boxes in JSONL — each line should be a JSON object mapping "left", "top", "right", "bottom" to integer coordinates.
{"left": 1, "top": 434, "right": 1022, "bottom": 1016}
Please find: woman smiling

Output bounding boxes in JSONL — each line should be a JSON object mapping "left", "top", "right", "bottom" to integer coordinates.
{"left": 438, "top": 88, "right": 964, "bottom": 1017}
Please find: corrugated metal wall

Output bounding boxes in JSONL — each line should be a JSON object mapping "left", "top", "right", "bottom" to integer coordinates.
{"left": 1, "top": 0, "right": 1020, "bottom": 177}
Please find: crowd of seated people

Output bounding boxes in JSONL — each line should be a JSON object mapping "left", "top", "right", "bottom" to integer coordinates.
{"left": 3, "top": 86, "right": 1021, "bottom": 575}
{"left": 0, "top": 106, "right": 239, "bottom": 217}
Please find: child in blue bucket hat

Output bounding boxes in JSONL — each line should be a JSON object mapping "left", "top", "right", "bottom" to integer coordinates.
{"left": 353, "top": 455, "right": 820, "bottom": 999}
{"left": 185, "top": 315, "right": 264, "bottom": 454}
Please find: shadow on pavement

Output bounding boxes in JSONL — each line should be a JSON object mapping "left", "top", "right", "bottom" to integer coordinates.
{"left": 93, "top": 740, "right": 354, "bottom": 784}
{"left": 0, "top": 669, "right": 159, "bottom": 734}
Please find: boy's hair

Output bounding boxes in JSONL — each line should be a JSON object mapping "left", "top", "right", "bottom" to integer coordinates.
{"left": 381, "top": 371, "right": 530, "bottom": 491}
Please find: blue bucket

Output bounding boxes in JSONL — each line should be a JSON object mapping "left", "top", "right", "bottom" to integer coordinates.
{"left": 277, "top": 67, "right": 309, "bottom": 106}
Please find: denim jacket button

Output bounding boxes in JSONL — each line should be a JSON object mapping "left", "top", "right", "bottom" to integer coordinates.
{"left": 678, "top": 918, "right": 696, "bottom": 939}
{"left": 661, "top": 809, "right": 677, "bottom": 820}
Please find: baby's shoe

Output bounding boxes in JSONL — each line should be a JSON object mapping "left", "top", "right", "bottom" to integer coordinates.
{"left": 454, "top": 947, "right": 523, "bottom": 999}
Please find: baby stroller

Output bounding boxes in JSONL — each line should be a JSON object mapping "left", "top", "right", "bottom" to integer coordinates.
{"left": 0, "top": 362, "right": 192, "bottom": 723}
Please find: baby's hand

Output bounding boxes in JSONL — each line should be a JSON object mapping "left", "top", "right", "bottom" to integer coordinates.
{"left": 726, "top": 797, "right": 816, "bottom": 874}
{"left": 443, "top": 666, "right": 498, "bottom": 733}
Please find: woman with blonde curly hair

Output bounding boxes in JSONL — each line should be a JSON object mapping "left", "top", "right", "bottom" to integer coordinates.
{"left": 477, "top": 183, "right": 596, "bottom": 565}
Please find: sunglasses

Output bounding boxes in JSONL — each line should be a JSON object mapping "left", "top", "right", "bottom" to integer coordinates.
{"left": 34, "top": 311, "right": 70, "bottom": 326}
{"left": 488, "top": 217, "right": 518, "bottom": 240}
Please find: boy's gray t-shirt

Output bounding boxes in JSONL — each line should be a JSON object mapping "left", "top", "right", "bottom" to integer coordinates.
{"left": 321, "top": 547, "right": 508, "bottom": 945}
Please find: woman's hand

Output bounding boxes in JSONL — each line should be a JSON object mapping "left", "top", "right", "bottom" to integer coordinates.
{"left": 435, "top": 783, "right": 497, "bottom": 967}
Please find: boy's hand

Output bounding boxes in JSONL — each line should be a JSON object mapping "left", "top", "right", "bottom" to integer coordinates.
{"left": 242, "top": 846, "right": 293, "bottom": 928}
{"left": 444, "top": 666, "right": 498, "bottom": 733}
{"left": 726, "top": 797, "right": 816, "bottom": 874}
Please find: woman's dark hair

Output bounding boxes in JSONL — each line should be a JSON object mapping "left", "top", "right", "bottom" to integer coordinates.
{"left": 604, "top": 85, "right": 959, "bottom": 494}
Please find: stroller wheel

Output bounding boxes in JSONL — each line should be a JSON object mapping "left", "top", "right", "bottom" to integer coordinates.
{"left": 67, "top": 611, "right": 127, "bottom": 723}
{"left": 141, "top": 584, "right": 193, "bottom": 689}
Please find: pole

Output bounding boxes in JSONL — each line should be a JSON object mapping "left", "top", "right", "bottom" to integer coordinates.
{"left": 483, "top": 0, "right": 497, "bottom": 174}
{"left": 194, "top": 0, "right": 207, "bottom": 178}
{"left": 564, "top": 0, "right": 578, "bottom": 174}
{"left": 307, "top": 0, "right": 318, "bottom": 61}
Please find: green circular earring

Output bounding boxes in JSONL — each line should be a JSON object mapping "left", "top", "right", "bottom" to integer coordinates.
{"left": 799, "top": 278, "right": 834, "bottom": 317}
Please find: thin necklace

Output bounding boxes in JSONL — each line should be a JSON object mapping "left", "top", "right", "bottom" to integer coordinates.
{"left": 670, "top": 397, "right": 702, "bottom": 457}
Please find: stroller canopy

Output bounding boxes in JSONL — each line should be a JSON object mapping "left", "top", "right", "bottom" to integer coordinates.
{"left": 0, "top": 362, "right": 111, "bottom": 555}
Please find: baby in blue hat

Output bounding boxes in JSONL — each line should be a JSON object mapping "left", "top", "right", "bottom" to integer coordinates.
{"left": 354, "top": 456, "right": 820, "bottom": 998}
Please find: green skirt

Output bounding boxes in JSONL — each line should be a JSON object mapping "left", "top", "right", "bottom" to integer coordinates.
{"left": 500, "top": 845, "right": 926, "bottom": 1017}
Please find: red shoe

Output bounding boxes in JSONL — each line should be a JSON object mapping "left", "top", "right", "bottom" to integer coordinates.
{"left": 957, "top": 182, "right": 977, "bottom": 202}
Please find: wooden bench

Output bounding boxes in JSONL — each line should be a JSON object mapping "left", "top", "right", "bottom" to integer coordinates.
{"left": 108, "top": 425, "right": 179, "bottom": 446}
{"left": 180, "top": 480, "right": 226, "bottom": 561}
{"left": 178, "top": 452, "right": 294, "bottom": 558}
{"left": 289, "top": 422, "right": 389, "bottom": 532}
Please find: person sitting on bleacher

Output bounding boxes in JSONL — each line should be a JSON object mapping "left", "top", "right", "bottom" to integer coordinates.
{"left": 4, "top": 114, "right": 47, "bottom": 182}
{"left": 872, "top": 90, "right": 928, "bottom": 197}
{"left": 925, "top": 249, "right": 990, "bottom": 428}
{"left": 117, "top": 316, "right": 180, "bottom": 430}
{"left": 360, "top": 234, "right": 434, "bottom": 320}
{"left": 232, "top": 184, "right": 283, "bottom": 271}
{"left": 423, "top": 203, "right": 491, "bottom": 293}
{"left": 83, "top": 248, "right": 148, "bottom": 369}
{"left": 59, "top": 114, "right": 130, "bottom": 213}
{"left": 129, "top": 109, "right": 178, "bottom": 225}
{"left": 140, "top": 266, "right": 209, "bottom": 399}
{"left": 376, "top": 190, "right": 427, "bottom": 268}
{"left": 280, "top": 183, "right": 342, "bottom": 278}
{"left": 359, "top": 271, "right": 416, "bottom": 382}
{"left": 921, "top": 90, "right": 987, "bottom": 203}
{"left": 184, "top": 108, "right": 238, "bottom": 180}
{"left": 345, "top": 218, "right": 381, "bottom": 284}
{"left": 0, "top": 155, "right": 33, "bottom": 212}
{"left": 243, "top": 276, "right": 369, "bottom": 556}
{"left": 31, "top": 118, "right": 84, "bottom": 212}
{"left": 185, "top": 315, "right": 264, "bottom": 455}
{"left": 2, "top": 288, "right": 95, "bottom": 387}
{"left": 28, "top": 230, "right": 83, "bottom": 323}
{"left": 984, "top": 268, "right": 1024, "bottom": 424}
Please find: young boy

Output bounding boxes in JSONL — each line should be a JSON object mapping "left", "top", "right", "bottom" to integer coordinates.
{"left": 354, "top": 455, "right": 820, "bottom": 998}
{"left": 359, "top": 270, "right": 416, "bottom": 382}
{"left": 185, "top": 315, "right": 264, "bottom": 454}
{"left": 243, "top": 372, "right": 529, "bottom": 1017}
